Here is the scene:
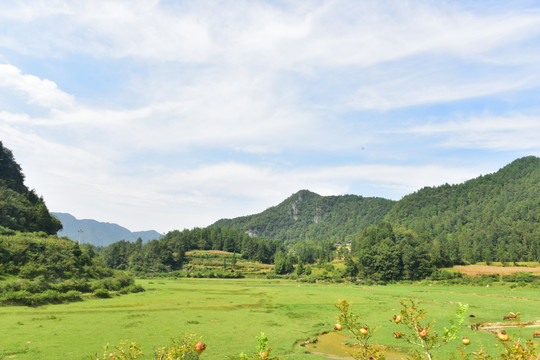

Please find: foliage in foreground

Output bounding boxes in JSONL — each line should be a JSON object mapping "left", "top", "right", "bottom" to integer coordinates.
{"left": 390, "top": 299, "right": 468, "bottom": 360}
{"left": 89, "top": 333, "right": 284, "bottom": 360}
{"left": 335, "top": 299, "right": 385, "bottom": 360}
{"left": 457, "top": 312, "right": 540, "bottom": 360}
{"left": 458, "top": 338, "right": 540, "bottom": 360}
{"left": 229, "top": 332, "right": 282, "bottom": 360}
{"left": 90, "top": 335, "right": 205, "bottom": 360}
{"left": 334, "top": 298, "right": 539, "bottom": 360}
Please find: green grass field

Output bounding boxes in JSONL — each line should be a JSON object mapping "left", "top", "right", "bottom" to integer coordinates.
{"left": 2, "top": 278, "right": 539, "bottom": 359}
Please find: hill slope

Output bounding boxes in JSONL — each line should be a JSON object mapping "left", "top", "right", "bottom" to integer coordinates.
{"left": 385, "top": 156, "right": 540, "bottom": 263}
{"left": 213, "top": 189, "right": 395, "bottom": 245}
{"left": 211, "top": 157, "right": 540, "bottom": 263}
{"left": 53, "top": 212, "right": 161, "bottom": 247}
{"left": 0, "top": 141, "right": 61, "bottom": 234}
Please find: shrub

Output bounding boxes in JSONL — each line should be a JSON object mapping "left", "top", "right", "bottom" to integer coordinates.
{"left": 502, "top": 272, "right": 537, "bottom": 283}
{"left": 51, "top": 278, "right": 91, "bottom": 293}
{"left": 19, "top": 263, "right": 48, "bottom": 279}
{"left": 0, "top": 226, "right": 16, "bottom": 235}
{"left": 60, "top": 290, "right": 82, "bottom": 302}
{"left": 93, "top": 288, "right": 111, "bottom": 298}
{"left": 118, "top": 284, "right": 145, "bottom": 295}
{"left": 34, "top": 289, "right": 62, "bottom": 304}
{"left": 0, "top": 290, "right": 33, "bottom": 306}
{"left": 429, "top": 269, "right": 462, "bottom": 280}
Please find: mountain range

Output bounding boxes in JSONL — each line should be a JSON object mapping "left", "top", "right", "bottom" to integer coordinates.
{"left": 52, "top": 212, "right": 162, "bottom": 247}
{"left": 2, "top": 135, "right": 539, "bottom": 261}
{"left": 213, "top": 156, "right": 540, "bottom": 262}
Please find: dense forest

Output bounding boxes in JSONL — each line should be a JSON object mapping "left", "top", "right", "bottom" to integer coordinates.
{"left": 385, "top": 156, "right": 540, "bottom": 263}
{"left": 100, "top": 227, "right": 335, "bottom": 274}
{"left": 0, "top": 141, "right": 62, "bottom": 235}
{"left": 213, "top": 190, "right": 395, "bottom": 245}
{"left": 348, "top": 222, "right": 441, "bottom": 281}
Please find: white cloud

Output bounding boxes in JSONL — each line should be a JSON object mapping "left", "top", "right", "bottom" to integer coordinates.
{"left": 0, "top": 63, "right": 326, "bottom": 156}
{"left": 0, "top": 0, "right": 214, "bottom": 61}
{"left": 0, "top": 64, "right": 74, "bottom": 108}
{"left": 405, "top": 115, "right": 540, "bottom": 151}
{"left": 143, "top": 161, "right": 484, "bottom": 223}
{"left": 2, "top": 1, "right": 539, "bottom": 113}
{"left": 348, "top": 75, "right": 532, "bottom": 110}
{"left": 3, "top": 1, "right": 540, "bottom": 66}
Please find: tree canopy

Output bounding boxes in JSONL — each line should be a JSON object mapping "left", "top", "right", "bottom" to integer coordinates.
{"left": 0, "top": 141, "right": 62, "bottom": 234}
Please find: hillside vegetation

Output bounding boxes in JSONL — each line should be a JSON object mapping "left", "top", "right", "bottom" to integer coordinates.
{"left": 0, "top": 141, "right": 61, "bottom": 234}
{"left": 0, "top": 232, "right": 142, "bottom": 306}
{"left": 213, "top": 189, "right": 395, "bottom": 245}
{"left": 0, "top": 142, "right": 141, "bottom": 306}
{"left": 385, "top": 156, "right": 540, "bottom": 263}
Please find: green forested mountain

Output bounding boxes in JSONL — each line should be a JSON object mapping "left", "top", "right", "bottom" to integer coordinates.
{"left": 384, "top": 156, "right": 540, "bottom": 263}
{"left": 0, "top": 141, "right": 62, "bottom": 234}
{"left": 213, "top": 190, "right": 395, "bottom": 245}
{"left": 211, "top": 157, "right": 540, "bottom": 263}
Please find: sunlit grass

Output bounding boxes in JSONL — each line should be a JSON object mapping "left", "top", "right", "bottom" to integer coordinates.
{"left": 2, "top": 278, "right": 539, "bottom": 359}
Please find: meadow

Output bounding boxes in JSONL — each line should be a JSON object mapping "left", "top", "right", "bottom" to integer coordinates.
{"left": 2, "top": 277, "right": 540, "bottom": 360}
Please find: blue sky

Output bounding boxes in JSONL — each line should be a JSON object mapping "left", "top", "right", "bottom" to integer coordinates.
{"left": 1, "top": 0, "right": 540, "bottom": 233}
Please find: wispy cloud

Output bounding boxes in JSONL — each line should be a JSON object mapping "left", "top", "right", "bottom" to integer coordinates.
{"left": 404, "top": 115, "right": 540, "bottom": 151}
{"left": 348, "top": 74, "right": 533, "bottom": 110}
{"left": 3, "top": 1, "right": 540, "bottom": 66}
{"left": 1, "top": 1, "right": 540, "bottom": 231}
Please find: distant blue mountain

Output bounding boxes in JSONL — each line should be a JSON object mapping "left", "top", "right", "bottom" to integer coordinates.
{"left": 52, "top": 212, "right": 161, "bottom": 247}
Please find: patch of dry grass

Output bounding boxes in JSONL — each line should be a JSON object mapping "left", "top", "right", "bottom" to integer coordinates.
{"left": 454, "top": 264, "right": 540, "bottom": 276}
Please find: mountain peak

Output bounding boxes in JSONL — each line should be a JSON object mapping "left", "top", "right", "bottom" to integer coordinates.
{"left": 284, "top": 189, "right": 320, "bottom": 203}
{"left": 212, "top": 190, "right": 395, "bottom": 245}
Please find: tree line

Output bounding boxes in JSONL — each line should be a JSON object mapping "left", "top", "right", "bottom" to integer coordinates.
{"left": 98, "top": 218, "right": 539, "bottom": 281}
{"left": 99, "top": 227, "right": 338, "bottom": 274}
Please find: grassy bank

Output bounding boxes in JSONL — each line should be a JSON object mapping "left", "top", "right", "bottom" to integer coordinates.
{"left": 1, "top": 278, "right": 539, "bottom": 359}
